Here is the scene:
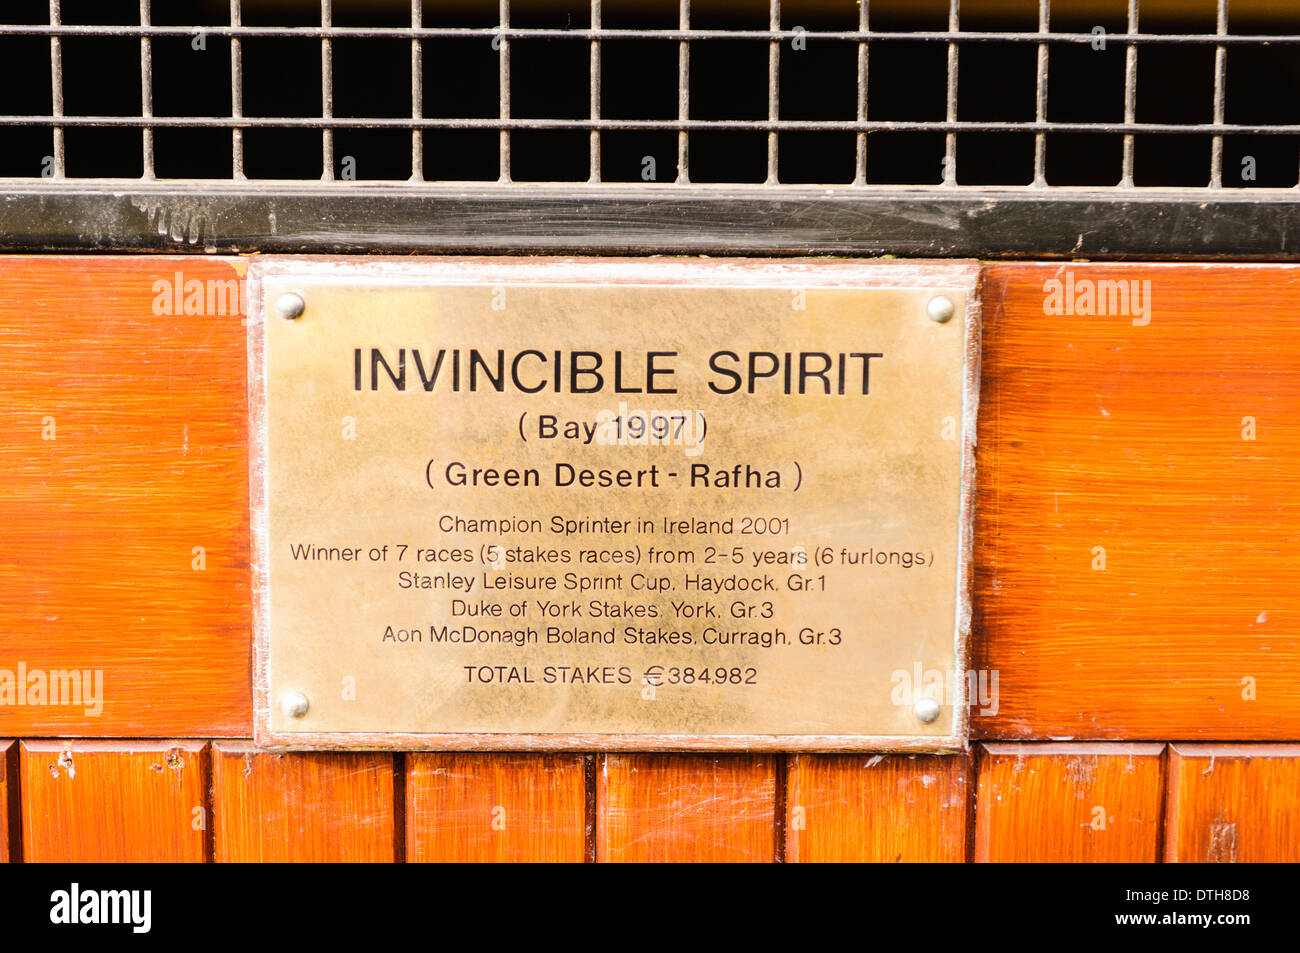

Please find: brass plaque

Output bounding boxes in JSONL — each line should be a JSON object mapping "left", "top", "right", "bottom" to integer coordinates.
{"left": 249, "top": 259, "right": 978, "bottom": 750}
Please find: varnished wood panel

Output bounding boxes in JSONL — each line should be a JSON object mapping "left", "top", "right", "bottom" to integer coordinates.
{"left": 597, "top": 755, "right": 776, "bottom": 863}
{"left": 976, "top": 263, "right": 1300, "bottom": 740}
{"left": 0, "top": 741, "right": 16, "bottom": 862}
{"left": 785, "top": 754, "right": 969, "bottom": 862}
{"left": 212, "top": 744, "right": 397, "bottom": 862}
{"left": 0, "top": 257, "right": 251, "bottom": 736}
{"left": 1165, "top": 744, "right": 1300, "bottom": 862}
{"left": 974, "top": 743, "right": 1165, "bottom": 862}
{"left": 5, "top": 257, "right": 1300, "bottom": 743}
{"left": 19, "top": 740, "right": 208, "bottom": 862}
{"left": 406, "top": 754, "right": 587, "bottom": 862}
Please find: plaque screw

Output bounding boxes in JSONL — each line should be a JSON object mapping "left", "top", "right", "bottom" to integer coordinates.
{"left": 927, "top": 295, "right": 956, "bottom": 323}
{"left": 276, "top": 292, "right": 306, "bottom": 320}
{"left": 281, "top": 691, "right": 310, "bottom": 719}
{"left": 914, "top": 697, "right": 941, "bottom": 724}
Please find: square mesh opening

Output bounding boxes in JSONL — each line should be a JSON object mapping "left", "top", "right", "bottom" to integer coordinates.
{"left": 0, "top": 0, "right": 1294, "bottom": 190}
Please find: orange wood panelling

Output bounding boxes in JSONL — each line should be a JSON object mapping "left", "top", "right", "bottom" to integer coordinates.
{"left": 18, "top": 740, "right": 208, "bottom": 862}
{"left": 1164, "top": 743, "right": 1300, "bottom": 862}
{"left": 596, "top": 754, "right": 776, "bottom": 862}
{"left": 0, "top": 257, "right": 251, "bottom": 737}
{"left": 785, "top": 753, "right": 969, "bottom": 862}
{"left": 4, "top": 258, "right": 1300, "bottom": 743}
{"left": 212, "top": 744, "right": 397, "bottom": 862}
{"left": 0, "top": 741, "right": 16, "bottom": 862}
{"left": 975, "top": 263, "right": 1300, "bottom": 740}
{"left": 406, "top": 753, "right": 587, "bottom": 862}
{"left": 974, "top": 743, "right": 1165, "bottom": 862}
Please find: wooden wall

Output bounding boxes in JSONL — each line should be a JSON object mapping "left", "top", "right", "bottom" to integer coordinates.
{"left": 974, "top": 263, "right": 1300, "bottom": 741}
{"left": 1, "top": 256, "right": 1297, "bottom": 861}
{"left": 3, "top": 742, "right": 1296, "bottom": 861}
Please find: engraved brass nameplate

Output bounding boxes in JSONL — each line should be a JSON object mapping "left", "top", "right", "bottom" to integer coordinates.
{"left": 249, "top": 259, "right": 978, "bottom": 750}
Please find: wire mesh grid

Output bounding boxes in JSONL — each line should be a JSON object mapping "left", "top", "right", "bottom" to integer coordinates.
{"left": 1, "top": 0, "right": 1298, "bottom": 189}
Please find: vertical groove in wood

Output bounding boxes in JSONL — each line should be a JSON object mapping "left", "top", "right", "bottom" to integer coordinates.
{"left": 964, "top": 744, "right": 979, "bottom": 863}
{"left": 0, "top": 256, "right": 252, "bottom": 737}
{"left": 785, "top": 753, "right": 970, "bottom": 863}
{"left": 773, "top": 752, "right": 787, "bottom": 863}
{"left": 0, "top": 741, "right": 17, "bottom": 862}
{"left": 584, "top": 753, "right": 597, "bottom": 864}
{"left": 18, "top": 740, "right": 209, "bottom": 862}
{"left": 405, "top": 754, "right": 586, "bottom": 863}
{"left": 1165, "top": 744, "right": 1300, "bottom": 862}
{"left": 393, "top": 751, "right": 407, "bottom": 863}
{"left": 974, "top": 743, "right": 1166, "bottom": 862}
{"left": 204, "top": 746, "right": 216, "bottom": 864}
{"left": 596, "top": 754, "right": 776, "bottom": 863}
{"left": 212, "top": 744, "right": 397, "bottom": 862}
{"left": 1154, "top": 742, "right": 1171, "bottom": 862}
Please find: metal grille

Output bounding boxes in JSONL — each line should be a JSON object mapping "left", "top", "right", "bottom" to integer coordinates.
{"left": 1, "top": 0, "right": 1299, "bottom": 257}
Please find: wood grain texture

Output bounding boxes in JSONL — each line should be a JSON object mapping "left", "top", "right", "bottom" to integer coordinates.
{"left": 597, "top": 754, "right": 776, "bottom": 862}
{"left": 785, "top": 753, "right": 969, "bottom": 862}
{"left": 0, "top": 257, "right": 251, "bottom": 737}
{"left": 406, "top": 754, "right": 587, "bottom": 862}
{"left": 18, "top": 740, "right": 208, "bottom": 862}
{"left": 974, "top": 743, "right": 1165, "bottom": 862}
{"left": 5, "top": 257, "right": 1300, "bottom": 744}
{"left": 212, "top": 744, "right": 397, "bottom": 862}
{"left": 975, "top": 263, "right": 1300, "bottom": 740}
{"left": 1165, "top": 744, "right": 1300, "bottom": 862}
{"left": 0, "top": 741, "right": 16, "bottom": 862}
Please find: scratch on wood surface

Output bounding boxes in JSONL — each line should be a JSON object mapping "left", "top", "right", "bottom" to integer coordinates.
{"left": 1207, "top": 820, "right": 1238, "bottom": 863}
{"left": 1065, "top": 755, "right": 1098, "bottom": 790}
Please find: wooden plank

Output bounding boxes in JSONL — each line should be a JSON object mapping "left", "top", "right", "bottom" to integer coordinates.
{"left": 976, "top": 263, "right": 1300, "bottom": 740}
{"left": 596, "top": 754, "right": 776, "bottom": 863}
{"left": 212, "top": 743, "right": 397, "bottom": 862}
{"left": 18, "top": 740, "right": 208, "bottom": 862}
{"left": 0, "top": 741, "right": 16, "bottom": 862}
{"left": 0, "top": 257, "right": 251, "bottom": 737}
{"left": 785, "top": 753, "right": 970, "bottom": 862}
{"left": 974, "top": 743, "right": 1165, "bottom": 862}
{"left": 405, "top": 754, "right": 587, "bottom": 862}
{"left": 1165, "top": 743, "right": 1300, "bottom": 862}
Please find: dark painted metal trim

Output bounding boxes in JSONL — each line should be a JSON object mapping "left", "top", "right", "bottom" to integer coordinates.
{"left": 1, "top": 184, "right": 1298, "bottom": 260}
